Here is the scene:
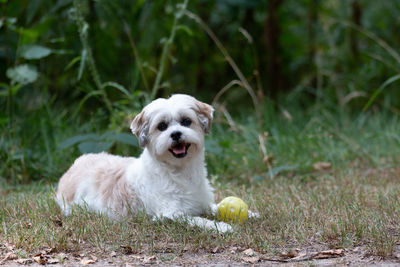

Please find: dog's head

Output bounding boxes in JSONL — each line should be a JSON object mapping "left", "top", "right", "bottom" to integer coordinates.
{"left": 130, "top": 94, "right": 214, "bottom": 164}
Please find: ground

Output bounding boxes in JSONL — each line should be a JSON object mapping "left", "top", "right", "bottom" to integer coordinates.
{"left": 1, "top": 244, "right": 400, "bottom": 266}
{"left": 1, "top": 164, "right": 400, "bottom": 266}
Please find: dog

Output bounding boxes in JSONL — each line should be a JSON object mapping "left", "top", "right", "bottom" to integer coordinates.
{"left": 56, "top": 94, "right": 256, "bottom": 232}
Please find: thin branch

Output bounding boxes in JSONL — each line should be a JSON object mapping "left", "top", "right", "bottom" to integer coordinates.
{"left": 185, "top": 10, "right": 261, "bottom": 122}
{"left": 73, "top": 0, "right": 112, "bottom": 112}
{"left": 336, "top": 19, "right": 400, "bottom": 65}
{"left": 151, "top": 0, "right": 188, "bottom": 100}
{"left": 123, "top": 21, "right": 149, "bottom": 92}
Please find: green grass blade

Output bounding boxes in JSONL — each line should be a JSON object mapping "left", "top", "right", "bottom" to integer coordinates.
{"left": 64, "top": 56, "right": 81, "bottom": 71}
{"left": 102, "top": 81, "right": 131, "bottom": 98}
{"left": 363, "top": 74, "right": 400, "bottom": 111}
{"left": 77, "top": 49, "right": 87, "bottom": 81}
{"left": 72, "top": 90, "right": 103, "bottom": 118}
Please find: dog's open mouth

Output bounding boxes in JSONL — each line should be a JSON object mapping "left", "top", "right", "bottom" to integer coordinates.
{"left": 169, "top": 143, "right": 191, "bottom": 158}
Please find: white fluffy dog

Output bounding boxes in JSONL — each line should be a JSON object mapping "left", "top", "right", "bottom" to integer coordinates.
{"left": 56, "top": 94, "right": 238, "bottom": 232}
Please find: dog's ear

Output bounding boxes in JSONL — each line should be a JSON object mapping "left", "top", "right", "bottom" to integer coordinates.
{"left": 195, "top": 100, "right": 214, "bottom": 134}
{"left": 130, "top": 111, "right": 149, "bottom": 147}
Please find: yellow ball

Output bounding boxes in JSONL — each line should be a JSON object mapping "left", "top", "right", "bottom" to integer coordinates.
{"left": 217, "top": 196, "right": 248, "bottom": 223}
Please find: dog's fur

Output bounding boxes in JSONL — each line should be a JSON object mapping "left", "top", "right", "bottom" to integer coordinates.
{"left": 56, "top": 94, "right": 236, "bottom": 232}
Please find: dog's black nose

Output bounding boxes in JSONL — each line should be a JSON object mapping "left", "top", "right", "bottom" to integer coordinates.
{"left": 170, "top": 131, "right": 182, "bottom": 141}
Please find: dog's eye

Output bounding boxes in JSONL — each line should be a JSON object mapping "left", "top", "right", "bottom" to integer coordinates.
{"left": 157, "top": 122, "right": 168, "bottom": 131}
{"left": 181, "top": 118, "right": 192, "bottom": 127}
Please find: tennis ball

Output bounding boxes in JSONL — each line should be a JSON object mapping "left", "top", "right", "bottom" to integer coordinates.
{"left": 217, "top": 196, "right": 248, "bottom": 223}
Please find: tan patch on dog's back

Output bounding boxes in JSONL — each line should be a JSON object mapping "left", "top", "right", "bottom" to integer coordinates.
{"left": 94, "top": 160, "right": 142, "bottom": 215}
{"left": 57, "top": 153, "right": 142, "bottom": 215}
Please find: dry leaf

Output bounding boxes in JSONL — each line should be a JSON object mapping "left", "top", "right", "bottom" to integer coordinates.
{"left": 242, "top": 256, "right": 260, "bottom": 264}
{"left": 57, "top": 253, "right": 68, "bottom": 260}
{"left": 80, "top": 257, "right": 95, "bottom": 265}
{"left": 290, "top": 252, "right": 308, "bottom": 261}
{"left": 71, "top": 251, "right": 80, "bottom": 258}
{"left": 47, "top": 258, "right": 60, "bottom": 264}
{"left": 142, "top": 255, "right": 157, "bottom": 264}
{"left": 0, "top": 252, "right": 18, "bottom": 264}
{"left": 284, "top": 248, "right": 344, "bottom": 262}
{"left": 313, "top": 249, "right": 344, "bottom": 259}
{"left": 41, "top": 247, "right": 55, "bottom": 255}
{"left": 281, "top": 248, "right": 300, "bottom": 258}
{"left": 15, "top": 258, "right": 33, "bottom": 264}
{"left": 5, "top": 243, "right": 15, "bottom": 251}
{"left": 121, "top": 245, "right": 134, "bottom": 255}
{"left": 263, "top": 155, "right": 274, "bottom": 165}
{"left": 131, "top": 255, "right": 142, "bottom": 261}
{"left": 110, "top": 251, "right": 117, "bottom": 257}
{"left": 212, "top": 246, "right": 220, "bottom": 254}
{"left": 313, "top": 162, "right": 332, "bottom": 171}
{"left": 33, "top": 254, "right": 47, "bottom": 265}
{"left": 243, "top": 248, "right": 256, "bottom": 256}
{"left": 229, "top": 246, "right": 239, "bottom": 254}
{"left": 90, "top": 255, "right": 98, "bottom": 261}
{"left": 5, "top": 252, "right": 18, "bottom": 260}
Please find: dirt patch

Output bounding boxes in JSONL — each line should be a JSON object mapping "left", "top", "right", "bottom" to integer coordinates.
{"left": 2, "top": 245, "right": 400, "bottom": 266}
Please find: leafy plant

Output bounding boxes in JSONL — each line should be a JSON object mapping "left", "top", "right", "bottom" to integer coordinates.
{"left": 58, "top": 132, "right": 138, "bottom": 154}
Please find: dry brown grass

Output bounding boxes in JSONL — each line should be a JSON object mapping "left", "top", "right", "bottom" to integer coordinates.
{"left": 1, "top": 165, "right": 399, "bottom": 265}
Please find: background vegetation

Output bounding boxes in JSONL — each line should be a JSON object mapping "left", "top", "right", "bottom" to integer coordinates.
{"left": 2, "top": 0, "right": 400, "bottom": 263}
{"left": 1, "top": 0, "right": 400, "bottom": 184}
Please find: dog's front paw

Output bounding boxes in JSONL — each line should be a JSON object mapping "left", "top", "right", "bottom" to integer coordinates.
{"left": 187, "top": 216, "right": 233, "bottom": 233}
{"left": 215, "top": 221, "right": 233, "bottom": 233}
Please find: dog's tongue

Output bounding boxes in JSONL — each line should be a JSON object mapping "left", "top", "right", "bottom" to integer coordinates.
{"left": 172, "top": 144, "right": 186, "bottom": 155}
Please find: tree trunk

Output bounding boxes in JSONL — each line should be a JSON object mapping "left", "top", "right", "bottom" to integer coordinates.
{"left": 264, "top": 0, "right": 284, "bottom": 96}
{"left": 350, "top": 0, "right": 362, "bottom": 59}
{"left": 307, "top": 0, "right": 318, "bottom": 89}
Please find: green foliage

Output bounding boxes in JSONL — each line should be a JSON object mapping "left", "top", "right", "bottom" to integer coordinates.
{"left": 363, "top": 74, "right": 400, "bottom": 111}
{"left": 1, "top": 0, "right": 398, "bottom": 109}
{"left": 19, "top": 44, "right": 53, "bottom": 60}
{"left": 206, "top": 93, "right": 400, "bottom": 183}
{"left": 59, "top": 132, "right": 138, "bottom": 154}
{"left": 1, "top": 0, "right": 400, "bottom": 184}
{"left": 6, "top": 64, "right": 38, "bottom": 85}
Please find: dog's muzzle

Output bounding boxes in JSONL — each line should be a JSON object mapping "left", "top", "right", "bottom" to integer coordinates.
{"left": 168, "top": 131, "right": 192, "bottom": 158}
{"left": 169, "top": 141, "right": 191, "bottom": 158}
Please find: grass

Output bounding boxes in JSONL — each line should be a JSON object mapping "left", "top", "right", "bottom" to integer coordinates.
{"left": 1, "top": 104, "right": 400, "bottom": 263}
{"left": 0, "top": 165, "right": 399, "bottom": 261}
{"left": 207, "top": 101, "right": 400, "bottom": 183}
